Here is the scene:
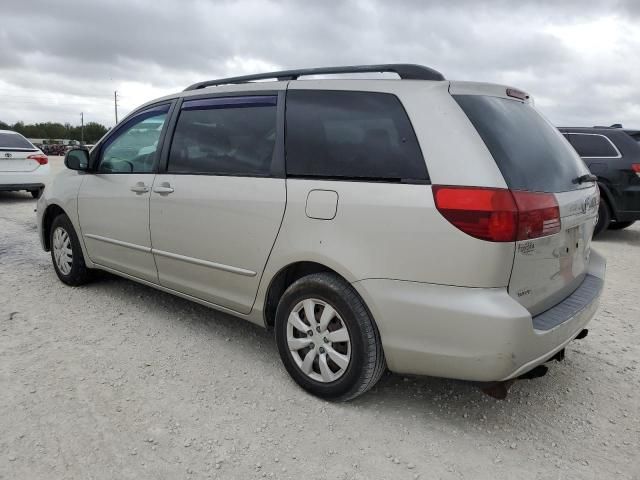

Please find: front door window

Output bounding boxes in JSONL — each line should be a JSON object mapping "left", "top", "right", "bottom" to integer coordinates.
{"left": 98, "top": 106, "right": 169, "bottom": 173}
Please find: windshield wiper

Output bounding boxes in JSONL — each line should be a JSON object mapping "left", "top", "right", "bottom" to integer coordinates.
{"left": 574, "top": 173, "right": 598, "bottom": 184}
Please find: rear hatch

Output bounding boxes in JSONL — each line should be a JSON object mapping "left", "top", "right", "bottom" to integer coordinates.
{"left": 0, "top": 132, "right": 41, "bottom": 172}
{"left": 452, "top": 90, "right": 599, "bottom": 316}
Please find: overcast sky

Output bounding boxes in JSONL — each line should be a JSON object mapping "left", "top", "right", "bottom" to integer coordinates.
{"left": 2, "top": 0, "right": 639, "bottom": 129}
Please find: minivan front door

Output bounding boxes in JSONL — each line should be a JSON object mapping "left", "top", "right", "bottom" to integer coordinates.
{"left": 78, "top": 104, "right": 171, "bottom": 282}
{"left": 149, "top": 94, "right": 286, "bottom": 314}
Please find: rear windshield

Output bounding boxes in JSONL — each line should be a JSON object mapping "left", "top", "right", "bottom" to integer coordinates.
{"left": 454, "top": 95, "right": 589, "bottom": 193}
{"left": 0, "top": 132, "right": 35, "bottom": 150}
{"left": 627, "top": 132, "right": 640, "bottom": 144}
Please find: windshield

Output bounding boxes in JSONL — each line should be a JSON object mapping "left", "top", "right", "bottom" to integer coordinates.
{"left": 454, "top": 95, "right": 589, "bottom": 193}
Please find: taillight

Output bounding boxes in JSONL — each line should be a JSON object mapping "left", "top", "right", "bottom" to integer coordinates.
{"left": 632, "top": 164, "right": 640, "bottom": 177}
{"left": 28, "top": 154, "right": 48, "bottom": 165}
{"left": 512, "top": 191, "right": 561, "bottom": 240}
{"left": 432, "top": 186, "right": 560, "bottom": 242}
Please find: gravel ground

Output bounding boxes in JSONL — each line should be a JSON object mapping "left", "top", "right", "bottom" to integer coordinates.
{"left": 1, "top": 158, "right": 639, "bottom": 479}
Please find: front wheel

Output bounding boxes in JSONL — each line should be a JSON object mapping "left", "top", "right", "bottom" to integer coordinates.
{"left": 50, "top": 214, "right": 91, "bottom": 286}
{"left": 275, "top": 272, "right": 386, "bottom": 401}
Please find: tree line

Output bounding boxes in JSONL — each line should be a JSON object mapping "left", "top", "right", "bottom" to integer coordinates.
{"left": 0, "top": 120, "right": 109, "bottom": 144}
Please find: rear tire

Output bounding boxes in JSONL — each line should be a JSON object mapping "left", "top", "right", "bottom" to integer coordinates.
{"left": 593, "top": 200, "right": 611, "bottom": 236}
{"left": 275, "top": 272, "right": 386, "bottom": 401}
{"left": 608, "top": 221, "right": 635, "bottom": 230}
{"left": 50, "top": 214, "right": 91, "bottom": 286}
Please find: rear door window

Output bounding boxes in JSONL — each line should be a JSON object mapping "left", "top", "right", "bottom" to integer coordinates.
{"left": 285, "top": 90, "right": 428, "bottom": 182}
{"left": 567, "top": 133, "right": 620, "bottom": 158}
{"left": 454, "top": 95, "right": 588, "bottom": 193}
{"left": 168, "top": 96, "right": 277, "bottom": 176}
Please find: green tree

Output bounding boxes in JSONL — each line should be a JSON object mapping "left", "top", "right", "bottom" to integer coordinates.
{"left": 0, "top": 120, "right": 109, "bottom": 144}
{"left": 83, "top": 122, "right": 109, "bottom": 143}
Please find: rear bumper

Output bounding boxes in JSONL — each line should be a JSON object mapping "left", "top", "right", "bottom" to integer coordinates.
{"left": 352, "top": 249, "right": 606, "bottom": 382}
{"left": 0, "top": 166, "right": 49, "bottom": 191}
{"left": 0, "top": 182, "right": 44, "bottom": 192}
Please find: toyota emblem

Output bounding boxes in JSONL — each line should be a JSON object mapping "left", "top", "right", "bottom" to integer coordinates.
{"left": 4, "top": 153, "right": 11, "bottom": 158}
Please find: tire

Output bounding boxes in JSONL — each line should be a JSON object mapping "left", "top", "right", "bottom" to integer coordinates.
{"left": 50, "top": 214, "right": 91, "bottom": 286}
{"left": 275, "top": 272, "right": 386, "bottom": 401}
{"left": 608, "top": 221, "right": 635, "bottom": 230}
{"left": 30, "top": 189, "right": 42, "bottom": 199}
{"left": 593, "top": 200, "right": 611, "bottom": 236}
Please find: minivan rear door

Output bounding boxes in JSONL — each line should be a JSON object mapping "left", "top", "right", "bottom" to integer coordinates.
{"left": 149, "top": 92, "right": 286, "bottom": 315}
{"left": 453, "top": 93, "right": 599, "bottom": 316}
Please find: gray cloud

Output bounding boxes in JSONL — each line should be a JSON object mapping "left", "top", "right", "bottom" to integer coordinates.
{"left": 1, "top": 0, "right": 639, "bottom": 129}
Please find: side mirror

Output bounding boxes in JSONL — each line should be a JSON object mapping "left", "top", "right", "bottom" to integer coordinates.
{"left": 65, "top": 148, "right": 90, "bottom": 171}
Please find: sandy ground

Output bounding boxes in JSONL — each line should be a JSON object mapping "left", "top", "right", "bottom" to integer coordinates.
{"left": 1, "top": 157, "right": 639, "bottom": 479}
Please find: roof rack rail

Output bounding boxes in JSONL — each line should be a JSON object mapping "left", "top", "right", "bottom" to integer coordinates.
{"left": 184, "top": 63, "right": 445, "bottom": 91}
{"left": 593, "top": 124, "right": 624, "bottom": 129}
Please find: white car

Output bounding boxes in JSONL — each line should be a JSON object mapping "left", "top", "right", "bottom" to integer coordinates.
{"left": 37, "top": 64, "right": 606, "bottom": 400}
{"left": 0, "top": 130, "right": 49, "bottom": 197}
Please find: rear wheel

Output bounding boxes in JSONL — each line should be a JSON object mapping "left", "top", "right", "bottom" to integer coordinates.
{"left": 593, "top": 200, "right": 611, "bottom": 236}
{"left": 275, "top": 272, "right": 386, "bottom": 401}
{"left": 50, "top": 214, "right": 91, "bottom": 286}
{"left": 608, "top": 221, "right": 635, "bottom": 230}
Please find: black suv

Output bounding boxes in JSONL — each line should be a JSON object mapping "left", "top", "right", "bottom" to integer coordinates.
{"left": 559, "top": 125, "right": 640, "bottom": 235}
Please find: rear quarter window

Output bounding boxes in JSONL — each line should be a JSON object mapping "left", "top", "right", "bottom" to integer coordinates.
{"left": 568, "top": 133, "right": 619, "bottom": 158}
{"left": 285, "top": 90, "right": 428, "bottom": 182}
{"left": 454, "top": 95, "right": 589, "bottom": 193}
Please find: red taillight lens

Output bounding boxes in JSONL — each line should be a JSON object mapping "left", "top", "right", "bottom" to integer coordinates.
{"left": 433, "top": 186, "right": 560, "bottom": 242}
{"left": 632, "top": 164, "right": 640, "bottom": 177}
{"left": 432, "top": 186, "right": 518, "bottom": 242}
{"left": 512, "top": 191, "right": 561, "bottom": 240}
{"left": 28, "top": 154, "right": 48, "bottom": 165}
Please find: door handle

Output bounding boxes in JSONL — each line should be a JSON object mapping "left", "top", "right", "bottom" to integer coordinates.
{"left": 130, "top": 182, "right": 150, "bottom": 194}
{"left": 153, "top": 182, "right": 174, "bottom": 194}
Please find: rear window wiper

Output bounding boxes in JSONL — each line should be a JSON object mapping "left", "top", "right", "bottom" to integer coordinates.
{"left": 574, "top": 173, "right": 598, "bottom": 184}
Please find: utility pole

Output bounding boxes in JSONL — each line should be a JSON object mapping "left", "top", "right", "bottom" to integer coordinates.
{"left": 114, "top": 91, "right": 119, "bottom": 124}
{"left": 80, "top": 112, "right": 84, "bottom": 145}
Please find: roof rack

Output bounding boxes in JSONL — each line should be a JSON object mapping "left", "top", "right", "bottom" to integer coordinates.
{"left": 593, "top": 124, "right": 623, "bottom": 129}
{"left": 184, "top": 63, "right": 445, "bottom": 91}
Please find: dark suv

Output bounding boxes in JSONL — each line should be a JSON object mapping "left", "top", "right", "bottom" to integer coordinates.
{"left": 559, "top": 125, "right": 640, "bottom": 235}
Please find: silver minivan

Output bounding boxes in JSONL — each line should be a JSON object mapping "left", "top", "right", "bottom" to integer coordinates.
{"left": 38, "top": 64, "right": 605, "bottom": 400}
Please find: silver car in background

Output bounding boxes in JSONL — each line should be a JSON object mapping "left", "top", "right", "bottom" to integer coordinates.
{"left": 0, "top": 130, "right": 49, "bottom": 197}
